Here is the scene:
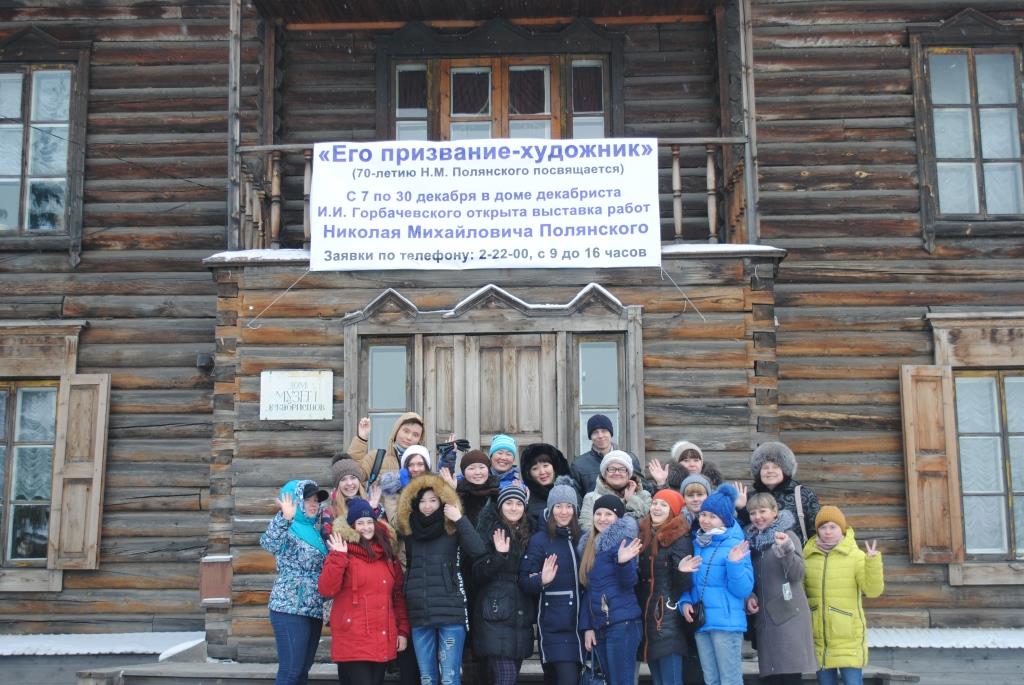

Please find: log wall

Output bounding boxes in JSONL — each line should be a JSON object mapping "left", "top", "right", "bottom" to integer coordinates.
{"left": 751, "top": 0, "right": 1024, "bottom": 628}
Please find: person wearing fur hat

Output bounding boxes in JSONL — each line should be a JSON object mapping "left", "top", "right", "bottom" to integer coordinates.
{"left": 260, "top": 479, "right": 329, "bottom": 685}
{"left": 519, "top": 475, "right": 585, "bottom": 685}
{"left": 577, "top": 494, "right": 644, "bottom": 685}
{"left": 347, "top": 413, "right": 426, "bottom": 524}
{"left": 471, "top": 485, "right": 536, "bottom": 685}
{"left": 803, "top": 506, "right": 883, "bottom": 685}
{"left": 318, "top": 498, "right": 409, "bottom": 685}
{"left": 396, "top": 473, "right": 486, "bottom": 685}
{"left": 570, "top": 413, "right": 645, "bottom": 497}
{"left": 579, "top": 450, "right": 652, "bottom": 530}
{"left": 520, "top": 443, "right": 572, "bottom": 528}
{"left": 637, "top": 489, "right": 693, "bottom": 685}
{"left": 678, "top": 483, "right": 754, "bottom": 685}
{"left": 744, "top": 493, "right": 816, "bottom": 685}
{"left": 737, "top": 442, "right": 820, "bottom": 543}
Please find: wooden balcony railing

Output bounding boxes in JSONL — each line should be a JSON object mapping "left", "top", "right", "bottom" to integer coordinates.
{"left": 231, "top": 137, "right": 753, "bottom": 250}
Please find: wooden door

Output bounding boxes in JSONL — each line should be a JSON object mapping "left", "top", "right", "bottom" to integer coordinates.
{"left": 423, "top": 334, "right": 559, "bottom": 460}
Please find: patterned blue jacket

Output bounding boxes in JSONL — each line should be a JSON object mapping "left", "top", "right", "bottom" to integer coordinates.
{"left": 260, "top": 513, "right": 327, "bottom": 618}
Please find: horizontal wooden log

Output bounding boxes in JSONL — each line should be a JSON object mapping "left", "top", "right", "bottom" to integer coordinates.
{"left": 107, "top": 413, "right": 213, "bottom": 439}
{"left": 776, "top": 282, "right": 1024, "bottom": 307}
{"left": 645, "top": 399, "right": 752, "bottom": 426}
{"left": 63, "top": 563, "right": 198, "bottom": 590}
{"left": 760, "top": 141, "right": 917, "bottom": 165}
{"left": 234, "top": 401, "right": 344, "bottom": 431}
{"left": 234, "top": 430, "right": 342, "bottom": 458}
{"left": 82, "top": 367, "right": 213, "bottom": 391}
{"left": 778, "top": 306, "right": 928, "bottom": 332}
{"left": 783, "top": 430, "right": 901, "bottom": 454}
{"left": 100, "top": 536, "right": 207, "bottom": 564}
{"left": 103, "top": 511, "right": 209, "bottom": 538}
{"left": 0, "top": 296, "right": 63, "bottom": 319}
{"left": 644, "top": 368, "right": 753, "bottom": 399}
{"left": 779, "top": 405, "right": 901, "bottom": 432}
{"left": 78, "top": 342, "right": 214, "bottom": 367}
{"left": 760, "top": 190, "right": 919, "bottom": 214}
{"left": 754, "top": 70, "right": 911, "bottom": 96}
{"left": 110, "top": 389, "right": 211, "bottom": 413}
{"left": 779, "top": 379, "right": 899, "bottom": 404}
{"left": 0, "top": 589, "right": 199, "bottom": 615}
{"left": 759, "top": 165, "right": 918, "bottom": 193}
{"left": 106, "top": 462, "right": 209, "bottom": 489}
{"left": 753, "top": 47, "right": 909, "bottom": 72}
{"left": 777, "top": 331, "right": 931, "bottom": 357}
{"left": 779, "top": 356, "right": 930, "bottom": 380}
{"left": 108, "top": 438, "right": 211, "bottom": 464}
{"left": 758, "top": 118, "right": 915, "bottom": 144}
{"left": 104, "top": 487, "right": 207, "bottom": 512}
{"left": 83, "top": 226, "right": 225, "bottom": 251}
{"left": 0, "top": 613, "right": 202, "bottom": 634}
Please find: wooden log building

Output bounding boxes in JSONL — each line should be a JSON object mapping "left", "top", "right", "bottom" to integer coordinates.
{"left": 1, "top": 1, "right": 1023, "bottom": 682}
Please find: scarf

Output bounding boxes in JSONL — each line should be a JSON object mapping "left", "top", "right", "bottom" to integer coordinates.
{"left": 745, "top": 509, "right": 796, "bottom": 551}
{"left": 695, "top": 526, "right": 726, "bottom": 547}
{"left": 457, "top": 477, "right": 500, "bottom": 499}
{"left": 409, "top": 507, "right": 447, "bottom": 541}
{"left": 280, "top": 480, "right": 327, "bottom": 554}
{"left": 816, "top": 536, "right": 840, "bottom": 552}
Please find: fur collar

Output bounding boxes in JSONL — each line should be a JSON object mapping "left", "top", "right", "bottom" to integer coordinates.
{"left": 579, "top": 514, "right": 639, "bottom": 555}
{"left": 396, "top": 473, "right": 462, "bottom": 537}
{"left": 639, "top": 513, "right": 690, "bottom": 549}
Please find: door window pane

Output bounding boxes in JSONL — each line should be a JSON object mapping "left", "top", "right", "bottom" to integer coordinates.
{"left": 27, "top": 179, "right": 66, "bottom": 231}
{"left": 963, "top": 495, "right": 1008, "bottom": 554}
{"left": 579, "top": 410, "right": 619, "bottom": 454}
{"left": 983, "top": 163, "right": 1024, "bottom": 214}
{"left": 369, "top": 413, "right": 402, "bottom": 452}
{"left": 573, "top": 116, "right": 606, "bottom": 139}
{"left": 976, "top": 53, "right": 1016, "bottom": 105}
{"left": 580, "top": 342, "right": 618, "bottom": 405}
{"left": 31, "top": 70, "right": 70, "bottom": 121}
{"left": 929, "top": 53, "right": 970, "bottom": 104}
{"left": 14, "top": 387, "right": 57, "bottom": 442}
{"left": 9, "top": 505, "right": 48, "bottom": 560}
{"left": 0, "top": 73, "right": 22, "bottom": 119}
{"left": 572, "top": 62, "right": 604, "bottom": 113}
{"left": 12, "top": 446, "right": 52, "bottom": 501}
{"left": 450, "top": 121, "right": 492, "bottom": 140}
{"left": 933, "top": 109, "right": 975, "bottom": 158}
{"left": 1006, "top": 377, "right": 1024, "bottom": 432}
{"left": 958, "top": 436, "right": 1004, "bottom": 492}
{"left": 1009, "top": 436, "right": 1024, "bottom": 492}
{"left": 0, "top": 125, "right": 23, "bottom": 170}
{"left": 0, "top": 180, "right": 19, "bottom": 232}
{"left": 979, "top": 109, "right": 1021, "bottom": 158}
{"left": 396, "top": 65, "right": 427, "bottom": 118}
{"left": 369, "top": 346, "right": 407, "bottom": 409}
{"left": 29, "top": 125, "right": 69, "bottom": 177}
{"left": 509, "top": 67, "right": 549, "bottom": 115}
{"left": 937, "top": 163, "right": 979, "bottom": 213}
{"left": 509, "top": 120, "right": 550, "bottom": 139}
{"left": 1014, "top": 503, "right": 1024, "bottom": 560}
{"left": 451, "top": 68, "right": 490, "bottom": 115}
{"left": 396, "top": 121, "right": 428, "bottom": 141}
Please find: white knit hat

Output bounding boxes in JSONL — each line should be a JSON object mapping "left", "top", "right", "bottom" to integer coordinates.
{"left": 400, "top": 444, "right": 431, "bottom": 470}
{"left": 670, "top": 440, "right": 703, "bottom": 462}
{"left": 599, "top": 450, "right": 633, "bottom": 477}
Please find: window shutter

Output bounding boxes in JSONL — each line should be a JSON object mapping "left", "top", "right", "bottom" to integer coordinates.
{"left": 47, "top": 374, "right": 110, "bottom": 570}
{"left": 899, "top": 365, "right": 964, "bottom": 563}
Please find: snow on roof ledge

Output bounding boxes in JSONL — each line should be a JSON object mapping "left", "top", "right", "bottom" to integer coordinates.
{"left": 0, "top": 631, "right": 205, "bottom": 657}
{"left": 204, "top": 244, "right": 786, "bottom": 265}
{"left": 869, "top": 628, "right": 1024, "bottom": 649}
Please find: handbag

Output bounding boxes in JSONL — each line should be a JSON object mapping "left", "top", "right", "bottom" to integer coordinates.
{"left": 579, "top": 649, "right": 606, "bottom": 685}
{"left": 687, "top": 542, "right": 722, "bottom": 632}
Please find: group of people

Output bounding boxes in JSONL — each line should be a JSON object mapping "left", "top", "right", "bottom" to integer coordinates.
{"left": 260, "top": 412, "right": 884, "bottom": 685}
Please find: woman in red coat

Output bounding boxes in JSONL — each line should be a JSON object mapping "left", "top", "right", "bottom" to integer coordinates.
{"left": 318, "top": 498, "right": 410, "bottom": 685}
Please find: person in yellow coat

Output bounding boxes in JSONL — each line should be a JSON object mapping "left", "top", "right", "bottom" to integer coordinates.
{"left": 802, "top": 506, "right": 883, "bottom": 685}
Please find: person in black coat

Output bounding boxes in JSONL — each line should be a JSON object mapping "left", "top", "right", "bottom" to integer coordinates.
{"left": 519, "top": 476, "right": 585, "bottom": 685}
{"left": 520, "top": 443, "right": 571, "bottom": 529}
{"left": 472, "top": 485, "right": 536, "bottom": 685}
{"left": 396, "top": 473, "right": 485, "bottom": 685}
{"left": 637, "top": 489, "right": 693, "bottom": 685}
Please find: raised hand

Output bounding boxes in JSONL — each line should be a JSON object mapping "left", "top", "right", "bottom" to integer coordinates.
{"left": 357, "top": 416, "right": 371, "bottom": 441}
{"left": 368, "top": 483, "right": 382, "bottom": 510}
{"left": 733, "top": 482, "right": 748, "bottom": 509}
{"left": 624, "top": 480, "right": 639, "bottom": 498}
{"left": 746, "top": 596, "right": 759, "bottom": 614}
{"left": 865, "top": 540, "right": 879, "bottom": 557}
{"left": 541, "top": 554, "right": 558, "bottom": 585}
{"left": 678, "top": 555, "right": 702, "bottom": 573}
{"left": 648, "top": 458, "right": 669, "bottom": 486}
{"left": 327, "top": 531, "right": 348, "bottom": 554}
{"left": 493, "top": 528, "right": 510, "bottom": 554}
{"left": 439, "top": 467, "right": 458, "bottom": 489}
{"left": 617, "top": 537, "right": 643, "bottom": 564}
{"left": 278, "top": 493, "right": 298, "bottom": 521}
{"left": 443, "top": 503, "right": 462, "bottom": 522}
{"left": 773, "top": 531, "right": 790, "bottom": 547}
{"left": 728, "top": 540, "right": 751, "bottom": 561}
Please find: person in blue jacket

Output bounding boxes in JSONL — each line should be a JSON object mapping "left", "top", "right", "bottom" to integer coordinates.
{"left": 259, "top": 479, "right": 329, "bottom": 685}
{"left": 519, "top": 476, "right": 585, "bottom": 685}
{"left": 577, "top": 494, "right": 644, "bottom": 685}
{"left": 678, "top": 483, "right": 753, "bottom": 685}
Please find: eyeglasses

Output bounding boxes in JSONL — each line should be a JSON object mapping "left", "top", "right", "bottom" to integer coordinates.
{"left": 604, "top": 466, "right": 630, "bottom": 475}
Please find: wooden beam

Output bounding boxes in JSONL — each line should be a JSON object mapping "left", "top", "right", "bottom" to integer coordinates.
{"left": 285, "top": 15, "right": 710, "bottom": 32}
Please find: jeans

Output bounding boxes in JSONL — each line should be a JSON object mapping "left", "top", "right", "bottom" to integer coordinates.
{"left": 817, "top": 668, "right": 864, "bottom": 685}
{"left": 694, "top": 630, "right": 743, "bottom": 685}
{"left": 649, "top": 652, "right": 684, "bottom": 685}
{"left": 269, "top": 610, "right": 323, "bottom": 685}
{"left": 594, "top": 619, "right": 643, "bottom": 685}
{"left": 411, "top": 624, "right": 467, "bottom": 685}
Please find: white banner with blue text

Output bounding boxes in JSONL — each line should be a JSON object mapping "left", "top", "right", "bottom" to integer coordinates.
{"left": 309, "top": 139, "right": 661, "bottom": 271}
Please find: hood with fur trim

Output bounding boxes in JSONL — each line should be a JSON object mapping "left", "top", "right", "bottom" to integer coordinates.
{"left": 387, "top": 411, "right": 425, "bottom": 459}
{"left": 578, "top": 514, "right": 639, "bottom": 556}
{"left": 396, "top": 472, "right": 463, "bottom": 537}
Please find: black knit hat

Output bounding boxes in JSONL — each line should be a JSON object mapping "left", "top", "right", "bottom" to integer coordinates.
{"left": 586, "top": 414, "right": 614, "bottom": 438}
{"left": 593, "top": 494, "right": 625, "bottom": 519}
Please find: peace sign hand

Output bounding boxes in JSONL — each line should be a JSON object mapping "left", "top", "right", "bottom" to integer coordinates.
{"left": 865, "top": 540, "right": 879, "bottom": 557}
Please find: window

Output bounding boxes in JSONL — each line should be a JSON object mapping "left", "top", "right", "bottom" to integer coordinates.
{"left": 910, "top": 10, "right": 1024, "bottom": 248}
{"left": 365, "top": 343, "right": 411, "bottom": 451}
{"left": 576, "top": 340, "right": 623, "bottom": 452}
{"left": 378, "top": 19, "right": 622, "bottom": 142}
{"left": 0, "top": 382, "right": 58, "bottom": 565}
{"left": 953, "top": 371, "right": 1024, "bottom": 559}
{"left": 0, "top": 28, "right": 89, "bottom": 261}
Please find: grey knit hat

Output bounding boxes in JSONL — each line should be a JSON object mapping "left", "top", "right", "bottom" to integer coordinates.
{"left": 331, "top": 452, "right": 366, "bottom": 487}
{"left": 546, "top": 475, "right": 579, "bottom": 511}
{"left": 680, "top": 472, "right": 713, "bottom": 496}
{"left": 750, "top": 441, "right": 798, "bottom": 479}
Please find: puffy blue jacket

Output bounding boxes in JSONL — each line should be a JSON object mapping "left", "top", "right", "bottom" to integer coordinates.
{"left": 577, "top": 516, "right": 642, "bottom": 631}
{"left": 520, "top": 523, "right": 585, "bottom": 664}
{"left": 679, "top": 522, "right": 753, "bottom": 633}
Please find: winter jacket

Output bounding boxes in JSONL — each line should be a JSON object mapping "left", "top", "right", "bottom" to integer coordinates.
{"left": 577, "top": 515, "right": 642, "bottom": 632}
{"left": 570, "top": 447, "right": 645, "bottom": 498}
{"left": 317, "top": 521, "right": 410, "bottom": 663}
{"left": 260, "top": 512, "right": 327, "bottom": 619}
{"left": 579, "top": 476, "right": 652, "bottom": 530}
{"left": 637, "top": 515, "right": 692, "bottom": 662}
{"left": 520, "top": 521, "right": 585, "bottom": 664}
{"left": 456, "top": 476, "right": 500, "bottom": 529}
{"left": 471, "top": 502, "right": 536, "bottom": 661}
{"left": 748, "top": 529, "right": 817, "bottom": 677}
{"left": 396, "top": 474, "right": 486, "bottom": 628}
{"left": 738, "top": 476, "right": 820, "bottom": 543}
{"left": 346, "top": 411, "right": 425, "bottom": 523}
{"left": 679, "top": 522, "right": 753, "bottom": 634}
{"left": 803, "top": 528, "right": 884, "bottom": 669}
{"left": 521, "top": 444, "right": 572, "bottom": 529}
